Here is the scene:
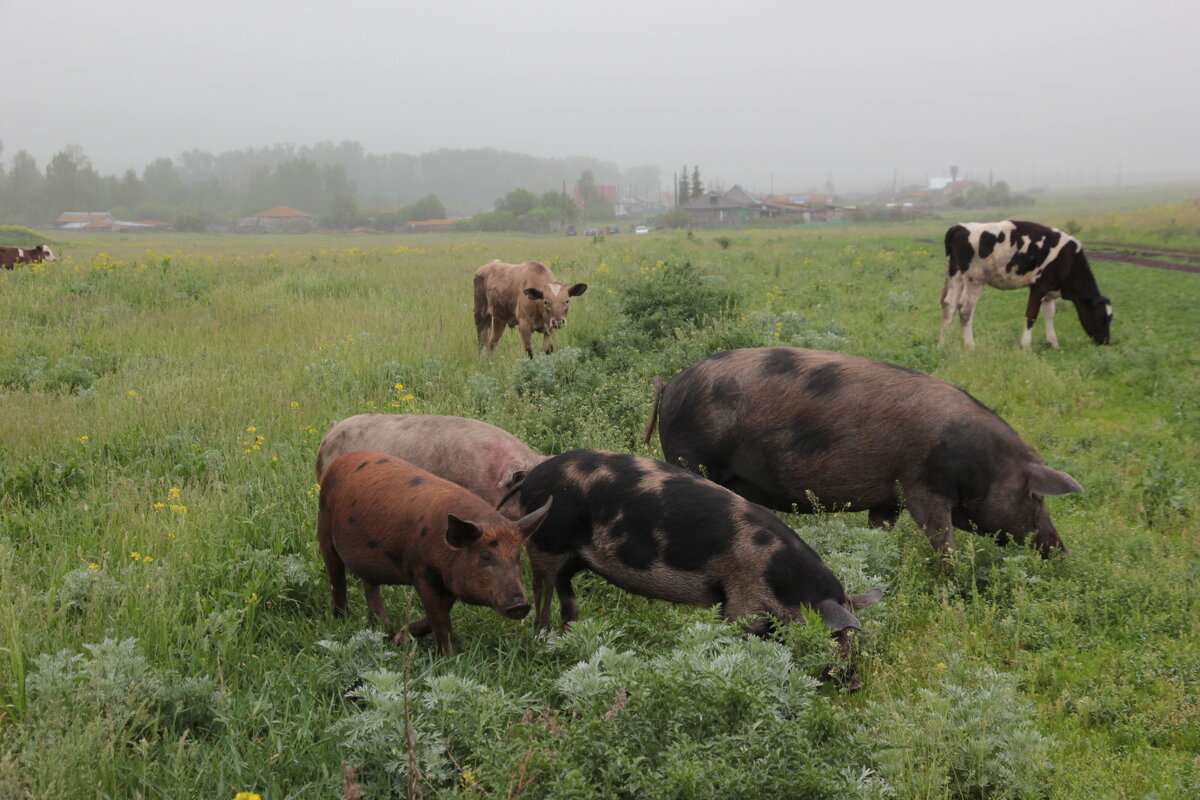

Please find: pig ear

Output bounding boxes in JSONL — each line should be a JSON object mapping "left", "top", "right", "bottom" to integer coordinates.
{"left": 1026, "top": 464, "right": 1083, "bottom": 496}
{"left": 515, "top": 497, "right": 553, "bottom": 540}
{"left": 444, "top": 514, "right": 483, "bottom": 549}
{"left": 523, "top": 287, "right": 544, "bottom": 301}
{"left": 816, "top": 598, "right": 861, "bottom": 631}
{"left": 567, "top": 282, "right": 588, "bottom": 297}
{"left": 497, "top": 465, "right": 526, "bottom": 489}
{"left": 849, "top": 587, "right": 884, "bottom": 610}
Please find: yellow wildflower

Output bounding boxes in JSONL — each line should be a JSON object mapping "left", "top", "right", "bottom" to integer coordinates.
{"left": 129, "top": 551, "right": 140, "bottom": 560}
{"left": 127, "top": 389, "right": 138, "bottom": 397}
{"left": 153, "top": 502, "right": 166, "bottom": 511}
{"left": 246, "top": 426, "right": 257, "bottom": 433}
{"left": 168, "top": 487, "right": 181, "bottom": 498}
{"left": 289, "top": 401, "right": 299, "bottom": 409}
{"left": 88, "top": 563, "right": 100, "bottom": 570}
{"left": 78, "top": 435, "right": 90, "bottom": 443}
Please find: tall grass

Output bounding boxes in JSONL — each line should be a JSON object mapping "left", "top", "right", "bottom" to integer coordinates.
{"left": 0, "top": 218, "right": 1196, "bottom": 798}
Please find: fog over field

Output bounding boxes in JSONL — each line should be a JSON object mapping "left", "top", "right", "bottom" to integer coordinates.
{"left": 2, "top": 0, "right": 1198, "bottom": 193}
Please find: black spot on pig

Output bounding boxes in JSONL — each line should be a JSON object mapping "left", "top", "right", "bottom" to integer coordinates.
{"left": 761, "top": 348, "right": 800, "bottom": 377}
{"left": 804, "top": 363, "right": 842, "bottom": 397}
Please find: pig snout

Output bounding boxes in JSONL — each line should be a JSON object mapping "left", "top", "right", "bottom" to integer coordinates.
{"left": 503, "top": 599, "right": 532, "bottom": 619}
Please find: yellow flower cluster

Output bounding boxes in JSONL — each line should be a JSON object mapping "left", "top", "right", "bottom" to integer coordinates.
{"left": 152, "top": 487, "right": 187, "bottom": 513}
{"left": 243, "top": 426, "right": 266, "bottom": 454}
{"left": 234, "top": 793, "right": 262, "bottom": 800}
{"left": 390, "top": 382, "right": 415, "bottom": 408}
{"left": 129, "top": 551, "right": 153, "bottom": 563}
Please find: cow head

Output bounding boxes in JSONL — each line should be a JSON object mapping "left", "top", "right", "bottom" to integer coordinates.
{"left": 36, "top": 245, "right": 57, "bottom": 263}
{"left": 524, "top": 282, "right": 588, "bottom": 329}
{"left": 1076, "top": 295, "right": 1113, "bottom": 345}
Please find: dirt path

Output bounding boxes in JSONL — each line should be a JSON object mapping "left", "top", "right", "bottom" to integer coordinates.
{"left": 1087, "top": 243, "right": 1200, "bottom": 275}
{"left": 915, "top": 238, "right": 1200, "bottom": 275}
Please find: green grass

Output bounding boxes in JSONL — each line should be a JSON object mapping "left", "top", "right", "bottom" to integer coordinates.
{"left": 0, "top": 212, "right": 1197, "bottom": 799}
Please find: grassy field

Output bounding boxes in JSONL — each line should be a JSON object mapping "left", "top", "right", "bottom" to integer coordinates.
{"left": 0, "top": 208, "right": 1197, "bottom": 798}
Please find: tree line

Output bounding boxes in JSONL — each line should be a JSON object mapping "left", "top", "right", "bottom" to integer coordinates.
{"left": 0, "top": 141, "right": 660, "bottom": 231}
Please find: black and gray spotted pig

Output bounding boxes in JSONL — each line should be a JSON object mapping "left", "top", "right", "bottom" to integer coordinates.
{"left": 644, "top": 347, "right": 1081, "bottom": 558}
{"left": 501, "top": 449, "right": 881, "bottom": 687}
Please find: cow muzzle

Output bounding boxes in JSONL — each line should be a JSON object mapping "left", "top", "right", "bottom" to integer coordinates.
{"left": 551, "top": 319, "right": 566, "bottom": 329}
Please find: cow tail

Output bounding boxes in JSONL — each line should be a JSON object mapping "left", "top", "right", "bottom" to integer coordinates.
{"left": 642, "top": 375, "right": 665, "bottom": 446}
{"left": 473, "top": 273, "right": 488, "bottom": 331}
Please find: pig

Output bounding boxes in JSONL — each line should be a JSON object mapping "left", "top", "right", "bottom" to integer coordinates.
{"left": 499, "top": 449, "right": 882, "bottom": 688}
{"left": 473, "top": 259, "right": 588, "bottom": 357}
{"left": 316, "top": 414, "right": 545, "bottom": 519}
{"left": 644, "top": 347, "right": 1081, "bottom": 559}
{"left": 317, "top": 451, "right": 552, "bottom": 654}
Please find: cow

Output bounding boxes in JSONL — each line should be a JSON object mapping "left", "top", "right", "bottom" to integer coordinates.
{"left": 939, "top": 220, "right": 1112, "bottom": 349}
{"left": 0, "top": 245, "right": 56, "bottom": 269}
{"left": 644, "top": 348, "right": 1081, "bottom": 561}
{"left": 498, "top": 449, "right": 882, "bottom": 689}
{"left": 473, "top": 259, "right": 587, "bottom": 357}
{"left": 317, "top": 451, "right": 552, "bottom": 654}
{"left": 316, "top": 413, "right": 545, "bottom": 518}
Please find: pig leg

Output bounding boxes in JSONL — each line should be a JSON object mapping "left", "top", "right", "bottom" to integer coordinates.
{"left": 867, "top": 504, "right": 900, "bottom": 529}
{"left": 528, "top": 549, "right": 561, "bottom": 629}
{"left": 362, "top": 582, "right": 393, "bottom": 630}
{"left": 318, "top": 515, "right": 348, "bottom": 618}
{"left": 410, "top": 579, "right": 457, "bottom": 655}
{"left": 904, "top": 488, "right": 957, "bottom": 559}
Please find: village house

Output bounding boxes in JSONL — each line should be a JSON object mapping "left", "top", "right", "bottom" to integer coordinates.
{"left": 235, "top": 206, "right": 315, "bottom": 232}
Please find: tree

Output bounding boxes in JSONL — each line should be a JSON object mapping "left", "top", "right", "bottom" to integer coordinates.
{"left": 45, "top": 145, "right": 102, "bottom": 213}
{"left": 326, "top": 193, "right": 362, "bottom": 229}
{"left": 678, "top": 165, "right": 689, "bottom": 206}
{"left": 657, "top": 208, "right": 692, "bottom": 229}
{"left": 690, "top": 165, "right": 702, "bottom": 200}
{"left": 496, "top": 188, "right": 536, "bottom": 217}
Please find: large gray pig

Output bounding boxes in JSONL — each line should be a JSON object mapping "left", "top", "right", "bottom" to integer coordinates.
{"left": 644, "top": 348, "right": 1081, "bottom": 557}
{"left": 500, "top": 449, "right": 882, "bottom": 689}
{"left": 316, "top": 414, "right": 544, "bottom": 518}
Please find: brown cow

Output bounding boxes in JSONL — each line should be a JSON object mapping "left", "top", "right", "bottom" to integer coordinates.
{"left": 0, "top": 245, "right": 56, "bottom": 269}
{"left": 473, "top": 259, "right": 587, "bottom": 357}
{"left": 317, "top": 451, "right": 552, "bottom": 654}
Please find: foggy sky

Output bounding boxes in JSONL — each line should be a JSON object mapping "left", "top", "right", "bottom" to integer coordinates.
{"left": 3, "top": 0, "right": 1198, "bottom": 196}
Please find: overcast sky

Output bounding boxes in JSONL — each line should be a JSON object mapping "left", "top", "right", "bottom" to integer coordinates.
{"left": 3, "top": 0, "right": 1198, "bottom": 194}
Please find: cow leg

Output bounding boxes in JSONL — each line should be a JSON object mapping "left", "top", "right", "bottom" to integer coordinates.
{"left": 318, "top": 515, "right": 348, "bottom": 618}
{"left": 542, "top": 328, "right": 556, "bottom": 355}
{"left": 475, "top": 310, "right": 492, "bottom": 347}
{"left": 484, "top": 318, "right": 506, "bottom": 352}
{"left": 1042, "top": 296, "right": 1059, "bottom": 348}
{"left": 1022, "top": 288, "right": 1046, "bottom": 349}
{"left": 362, "top": 582, "right": 393, "bottom": 630}
{"left": 518, "top": 321, "right": 536, "bottom": 358}
{"left": 938, "top": 276, "right": 961, "bottom": 346}
{"left": 957, "top": 280, "right": 985, "bottom": 349}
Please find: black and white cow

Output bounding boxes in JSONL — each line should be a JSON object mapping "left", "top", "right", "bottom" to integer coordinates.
{"left": 939, "top": 221, "right": 1112, "bottom": 349}
{"left": 0, "top": 245, "right": 56, "bottom": 270}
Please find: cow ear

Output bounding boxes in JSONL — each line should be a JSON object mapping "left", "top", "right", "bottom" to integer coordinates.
{"left": 849, "top": 587, "right": 883, "bottom": 610}
{"left": 816, "top": 598, "right": 861, "bottom": 631}
{"left": 515, "top": 497, "right": 552, "bottom": 540}
{"left": 1026, "top": 464, "right": 1083, "bottom": 496}
{"left": 567, "top": 282, "right": 588, "bottom": 297}
{"left": 444, "top": 514, "right": 483, "bottom": 549}
{"left": 523, "top": 287, "right": 544, "bottom": 301}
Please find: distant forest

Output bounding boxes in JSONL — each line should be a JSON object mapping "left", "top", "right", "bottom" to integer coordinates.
{"left": 0, "top": 141, "right": 663, "bottom": 229}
